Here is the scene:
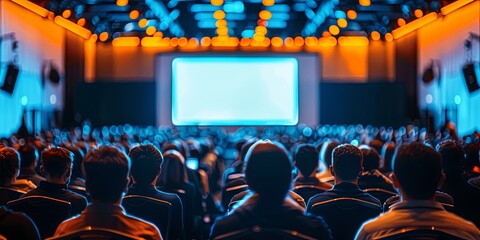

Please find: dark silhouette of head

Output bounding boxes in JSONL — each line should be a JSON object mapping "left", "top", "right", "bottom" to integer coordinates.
{"left": 244, "top": 140, "right": 293, "bottom": 204}
{"left": 157, "top": 150, "right": 188, "bottom": 188}
{"left": 162, "top": 139, "right": 189, "bottom": 160}
{"left": 40, "top": 147, "right": 73, "bottom": 182}
{"left": 0, "top": 147, "right": 20, "bottom": 186}
{"left": 293, "top": 144, "right": 318, "bottom": 177}
{"left": 129, "top": 144, "right": 163, "bottom": 186}
{"left": 65, "top": 146, "right": 85, "bottom": 180}
{"left": 16, "top": 144, "right": 38, "bottom": 170}
{"left": 359, "top": 146, "right": 381, "bottom": 172}
{"left": 381, "top": 142, "right": 396, "bottom": 172}
{"left": 393, "top": 142, "right": 442, "bottom": 200}
{"left": 320, "top": 140, "right": 340, "bottom": 168}
{"left": 436, "top": 140, "right": 465, "bottom": 175}
{"left": 331, "top": 144, "right": 363, "bottom": 182}
{"left": 84, "top": 146, "right": 130, "bottom": 203}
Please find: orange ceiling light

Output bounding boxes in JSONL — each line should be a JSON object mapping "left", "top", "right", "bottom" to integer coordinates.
{"left": 318, "top": 37, "right": 337, "bottom": 47}
{"left": 211, "top": 0, "right": 223, "bottom": 6}
{"left": 284, "top": 37, "right": 294, "bottom": 47}
{"left": 54, "top": 16, "right": 92, "bottom": 39}
{"left": 12, "top": 0, "right": 50, "bottom": 17}
{"left": 441, "top": 0, "right": 474, "bottom": 15}
{"left": 153, "top": 32, "right": 163, "bottom": 38}
{"left": 305, "top": 37, "right": 318, "bottom": 47}
{"left": 62, "top": 9, "right": 71, "bottom": 18}
{"left": 329, "top": 25, "right": 340, "bottom": 35}
{"left": 77, "top": 18, "right": 86, "bottom": 27}
{"left": 359, "top": 0, "right": 371, "bottom": 7}
{"left": 294, "top": 36, "right": 304, "bottom": 47}
{"left": 201, "top": 37, "right": 212, "bottom": 47}
{"left": 322, "top": 31, "right": 331, "bottom": 38}
{"left": 146, "top": 26, "right": 157, "bottom": 35}
{"left": 262, "top": 0, "right": 275, "bottom": 6}
{"left": 112, "top": 37, "right": 140, "bottom": 47}
{"left": 370, "top": 31, "right": 380, "bottom": 41}
{"left": 392, "top": 12, "right": 437, "bottom": 39}
{"left": 347, "top": 10, "right": 357, "bottom": 20}
{"left": 414, "top": 9, "right": 423, "bottom": 18}
{"left": 216, "top": 20, "right": 227, "bottom": 27}
{"left": 89, "top": 34, "right": 98, "bottom": 43}
{"left": 337, "top": 18, "right": 348, "bottom": 28}
{"left": 130, "top": 10, "right": 140, "bottom": 20}
{"left": 213, "top": 10, "right": 226, "bottom": 20}
{"left": 338, "top": 36, "right": 369, "bottom": 47}
{"left": 99, "top": 32, "right": 109, "bottom": 42}
{"left": 397, "top": 18, "right": 406, "bottom": 27}
{"left": 138, "top": 18, "right": 148, "bottom": 28}
{"left": 385, "top": 33, "right": 393, "bottom": 42}
{"left": 116, "top": 0, "right": 128, "bottom": 7}
{"left": 240, "top": 38, "right": 251, "bottom": 47}
{"left": 259, "top": 10, "right": 272, "bottom": 20}
{"left": 271, "top": 37, "right": 283, "bottom": 47}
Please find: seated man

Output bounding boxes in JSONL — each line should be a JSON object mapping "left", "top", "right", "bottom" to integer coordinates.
{"left": 0, "top": 205, "right": 40, "bottom": 240}
{"left": 16, "top": 144, "right": 44, "bottom": 186}
{"left": 22, "top": 147, "right": 87, "bottom": 216}
{"left": 357, "top": 146, "right": 395, "bottom": 192}
{"left": 126, "top": 144, "right": 184, "bottom": 240}
{"left": 356, "top": 142, "right": 480, "bottom": 239}
{"left": 306, "top": 144, "right": 381, "bottom": 240}
{"left": 53, "top": 146, "right": 162, "bottom": 240}
{"left": 210, "top": 140, "right": 332, "bottom": 240}
{"left": 293, "top": 144, "right": 332, "bottom": 201}
{"left": 0, "top": 147, "right": 36, "bottom": 192}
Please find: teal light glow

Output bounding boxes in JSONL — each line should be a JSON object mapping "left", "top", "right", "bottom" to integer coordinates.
{"left": 171, "top": 57, "right": 298, "bottom": 126}
{"left": 454, "top": 95, "right": 461, "bottom": 105}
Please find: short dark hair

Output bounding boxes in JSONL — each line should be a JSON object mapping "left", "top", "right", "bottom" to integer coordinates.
{"left": 320, "top": 140, "right": 340, "bottom": 167}
{"left": 158, "top": 150, "right": 188, "bottom": 188}
{"left": 244, "top": 140, "right": 292, "bottom": 199}
{"left": 294, "top": 144, "right": 318, "bottom": 177}
{"left": 436, "top": 140, "right": 465, "bottom": 174}
{"left": 84, "top": 146, "right": 130, "bottom": 202}
{"left": 41, "top": 147, "right": 73, "bottom": 179}
{"left": 360, "top": 146, "right": 381, "bottom": 171}
{"left": 0, "top": 147, "right": 20, "bottom": 186}
{"left": 393, "top": 142, "right": 442, "bottom": 200}
{"left": 17, "top": 144, "right": 38, "bottom": 169}
{"left": 332, "top": 144, "right": 363, "bottom": 181}
{"left": 129, "top": 144, "right": 163, "bottom": 185}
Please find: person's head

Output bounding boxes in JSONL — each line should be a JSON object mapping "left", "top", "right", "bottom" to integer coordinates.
{"left": 359, "top": 145, "right": 381, "bottom": 172}
{"left": 293, "top": 144, "right": 318, "bottom": 177}
{"left": 65, "top": 146, "right": 85, "bottom": 179}
{"left": 0, "top": 147, "right": 20, "bottom": 186}
{"left": 84, "top": 146, "right": 130, "bottom": 203}
{"left": 129, "top": 144, "right": 163, "bottom": 186}
{"left": 380, "top": 142, "right": 396, "bottom": 172}
{"left": 320, "top": 140, "right": 340, "bottom": 168}
{"left": 16, "top": 144, "right": 38, "bottom": 170}
{"left": 392, "top": 142, "right": 443, "bottom": 200}
{"left": 331, "top": 144, "right": 363, "bottom": 183}
{"left": 244, "top": 140, "right": 293, "bottom": 204}
{"left": 157, "top": 150, "right": 188, "bottom": 188}
{"left": 40, "top": 147, "right": 74, "bottom": 184}
{"left": 436, "top": 139, "right": 465, "bottom": 175}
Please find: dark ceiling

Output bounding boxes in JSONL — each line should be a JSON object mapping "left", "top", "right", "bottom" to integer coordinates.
{"left": 34, "top": 0, "right": 455, "bottom": 41}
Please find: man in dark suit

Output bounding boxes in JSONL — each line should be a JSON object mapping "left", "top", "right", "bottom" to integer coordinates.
{"left": 126, "top": 144, "right": 184, "bottom": 240}
{"left": 22, "top": 147, "right": 87, "bottom": 215}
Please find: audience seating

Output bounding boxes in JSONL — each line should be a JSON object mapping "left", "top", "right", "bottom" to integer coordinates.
{"left": 7, "top": 196, "right": 72, "bottom": 239}
{"left": 212, "top": 225, "right": 318, "bottom": 240}
{"left": 308, "top": 197, "right": 381, "bottom": 240}
{"left": 0, "top": 186, "right": 26, "bottom": 205}
{"left": 221, "top": 184, "right": 249, "bottom": 210}
{"left": 292, "top": 185, "right": 326, "bottom": 203}
{"left": 45, "top": 226, "right": 144, "bottom": 240}
{"left": 375, "top": 228, "right": 466, "bottom": 240}
{"left": 363, "top": 188, "right": 396, "bottom": 205}
{"left": 122, "top": 195, "right": 172, "bottom": 240}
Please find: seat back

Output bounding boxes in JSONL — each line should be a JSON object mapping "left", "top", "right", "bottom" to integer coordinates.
{"left": 221, "top": 184, "right": 248, "bottom": 210}
{"left": 0, "top": 187, "right": 26, "bottom": 205}
{"left": 375, "top": 228, "right": 465, "bottom": 240}
{"left": 213, "top": 226, "right": 317, "bottom": 240}
{"left": 363, "top": 188, "right": 396, "bottom": 204}
{"left": 293, "top": 185, "right": 326, "bottom": 203}
{"left": 7, "top": 196, "right": 72, "bottom": 239}
{"left": 309, "top": 197, "right": 381, "bottom": 240}
{"left": 45, "top": 226, "right": 144, "bottom": 240}
{"left": 122, "top": 195, "right": 172, "bottom": 240}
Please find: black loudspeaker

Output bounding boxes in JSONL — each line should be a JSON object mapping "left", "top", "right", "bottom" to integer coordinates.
{"left": 1, "top": 63, "right": 19, "bottom": 94}
{"left": 463, "top": 63, "right": 480, "bottom": 93}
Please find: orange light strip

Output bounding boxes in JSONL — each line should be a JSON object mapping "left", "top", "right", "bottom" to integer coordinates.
{"left": 112, "top": 37, "right": 140, "bottom": 47}
{"left": 11, "top": 0, "right": 50, "bottom": 17}
{"left": 441, "top": 0, "right": 474, "bottom": 15}
{"left": 54, "top": 16, "right": 92, "bottom": 39}
{"left": 392, "top": 12, "right": 437, "bottom": 39}
{"left": 318, "top": 37, "right": 337, "bottom": 47}
{"left": 338, "top": 36, "right": 369, "bottom": 47}
{"left": 141, "top": 37, "right": 172, "bottom": 47}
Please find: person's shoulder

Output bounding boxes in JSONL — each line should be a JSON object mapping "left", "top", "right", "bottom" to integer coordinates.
{"left": 306, "top": 191, "right": 334, "bottom": 208}
{"left": 155, "top": 189, "right": 182, "bottom": 204}
{"left": 210, "top": 213, "right": 243, "bottom": 239}
{"left": 123, "top": 213, "right": 162, "bottom": 238}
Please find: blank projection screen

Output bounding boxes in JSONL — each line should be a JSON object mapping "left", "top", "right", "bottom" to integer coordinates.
{"left": 156, "top": 53, "right": 320, "bottom": 126}
{"left": 172, "top": 57, "right": 298, "bottom": 125}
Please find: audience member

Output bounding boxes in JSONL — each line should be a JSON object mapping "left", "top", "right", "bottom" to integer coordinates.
{"left": 437, "top": 140, "right": 480, "bottom": 227}
{"left": 0, "top": 147, "right": 36, "bottom": 192}
{"left": 307, "top": 144, "right": 381, "bottom": 239}
{"left": 127, "top": 144, "right": 184, "bottom": 240}
{"left": 356, "top": 142, "right": 480, "bottom": 239}
{"left": 0, "top": 205, "right": 40, "bottom": 240}
{"left": 210, "top": 140, "right": 332, "bottom": 239}
{"left": 53, "top": 146, "right": 162, "bottom": 240}
{"left": 315, "top": 140, "right": 340, "bottom": 184}
{"left": 16, "top": 143, "right": 44, "bottom": 185}
{"left": 357, "top": 146, "right": 395, "bottom": 192}
{"left": 22, "top": 147, "right": 87, "bottom": 216}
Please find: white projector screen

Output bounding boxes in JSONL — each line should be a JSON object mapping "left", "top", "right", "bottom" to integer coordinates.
{"left": 171, "top": 57, "right": 298, "bottom": 125}
{"left": 156, "top": 53, "right": 320, "bottom": 126}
